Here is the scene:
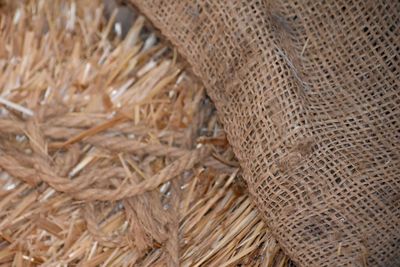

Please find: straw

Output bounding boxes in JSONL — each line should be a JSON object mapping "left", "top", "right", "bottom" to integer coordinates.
{"left": 0, "top": 0, "right": 289, "bottom": 266}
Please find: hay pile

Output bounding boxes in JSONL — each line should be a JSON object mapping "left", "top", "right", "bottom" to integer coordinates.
{"left": 0, "top": 0, "right": 289, "bottom": 266}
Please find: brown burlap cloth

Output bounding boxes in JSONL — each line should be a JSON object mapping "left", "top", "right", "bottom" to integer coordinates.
{"left": 127, "top": 1, "right": 400, "bottom": 266}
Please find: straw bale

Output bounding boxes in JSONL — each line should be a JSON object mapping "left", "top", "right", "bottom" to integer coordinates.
{"left": 0, "top": 1, "right": 289, "bottom": 266}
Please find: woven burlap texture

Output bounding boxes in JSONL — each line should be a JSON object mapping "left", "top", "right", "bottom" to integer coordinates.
{"left": 129, "top": 0, "right": 400, "bottom": 266}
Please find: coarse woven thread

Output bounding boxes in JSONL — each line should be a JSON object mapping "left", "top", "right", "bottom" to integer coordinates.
{"left": 128, "top": 0, "right": 400, "bottom": 266}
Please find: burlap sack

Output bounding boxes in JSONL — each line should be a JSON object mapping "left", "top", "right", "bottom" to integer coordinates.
{"left": 128, "top": 1, "right": 400, "bottom": 266}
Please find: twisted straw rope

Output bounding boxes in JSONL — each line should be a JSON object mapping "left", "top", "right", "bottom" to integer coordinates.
{"left": 0, "top": 146, "right": 210, "bottom": 201}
